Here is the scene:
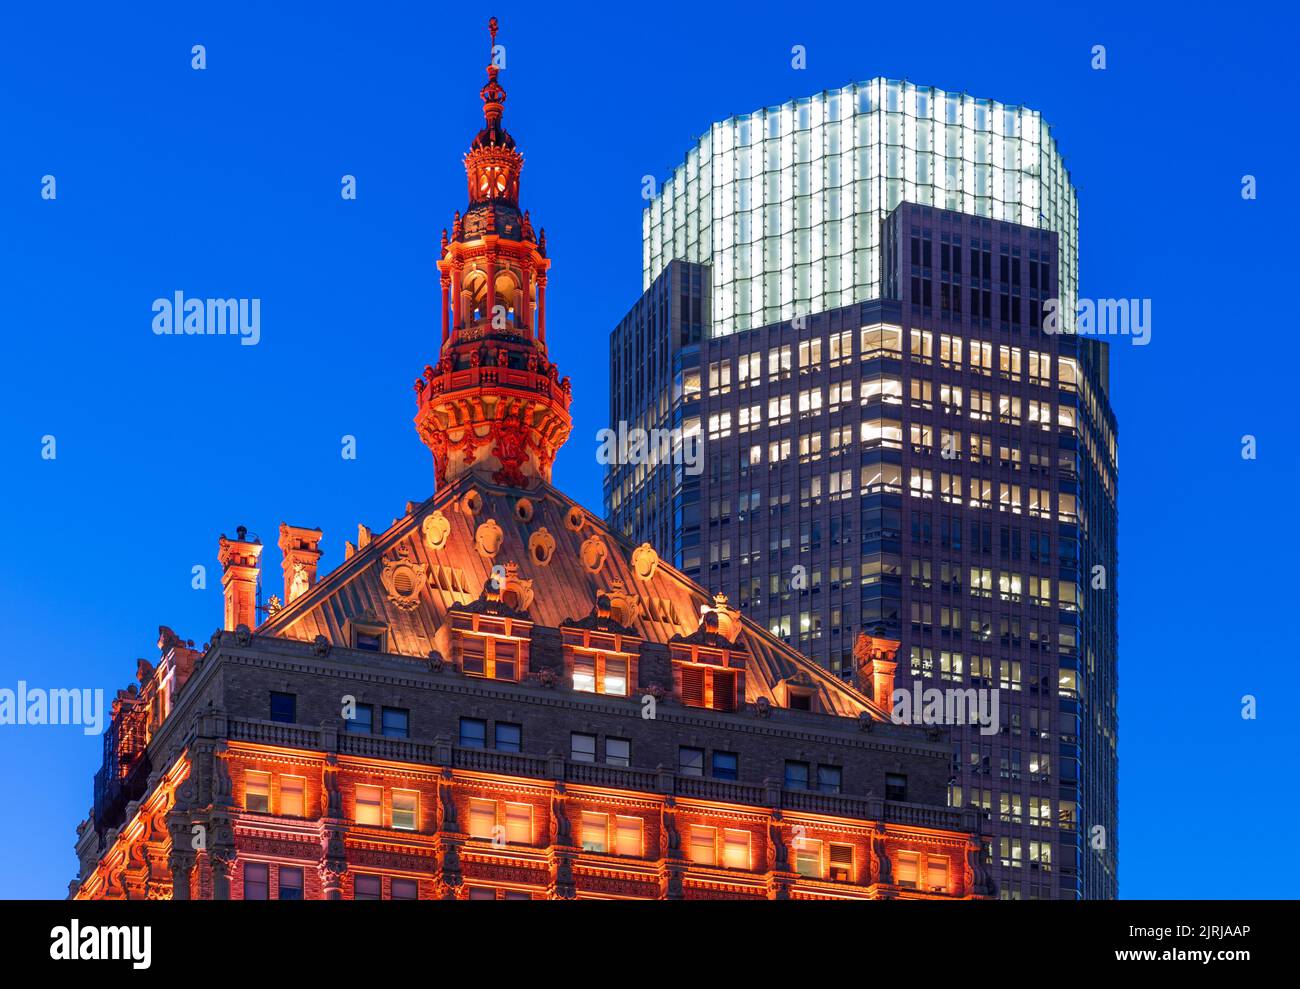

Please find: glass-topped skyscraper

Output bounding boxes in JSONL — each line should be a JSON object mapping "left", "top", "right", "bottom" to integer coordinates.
{"left": 611, "top": 81, "right": 1117, "bottom": 899}
{"left": 642, "top": 78, "right": 1079, "bottom": 337}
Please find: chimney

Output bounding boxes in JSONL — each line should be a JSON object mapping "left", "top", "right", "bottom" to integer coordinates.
{"left": 217, "top": 526, "right": 263, "bottom": 631}
{"left": 277, "top": 522, "right": 323, "bottom": 604}
{"left": 853, "top": 629, "right": 901, "bottom": 711}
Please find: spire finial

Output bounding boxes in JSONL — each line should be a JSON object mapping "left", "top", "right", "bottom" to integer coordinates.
{"left": 481, "top": 16, "right": 506, "bottom": 126}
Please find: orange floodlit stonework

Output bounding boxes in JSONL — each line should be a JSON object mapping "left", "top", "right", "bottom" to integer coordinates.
{"left": 71, "top": 20, "right": 992, "bottom": 902}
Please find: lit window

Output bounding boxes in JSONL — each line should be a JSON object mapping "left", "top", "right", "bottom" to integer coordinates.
{"left": 505, "top": 802, "right": 532, "bottom": 844}
{"left": 722, "top": 829, "right": 751, "bottom": 869}
{"left": 795, "top": 838, "right": 822, "bottom": 877}
{"left": 927, "top": 855, "right": 950, "bottom": 892}
{"left": 689, "top": 826, "right": 716, "bottom": 866}
{"left": 896, "top": 851, "right": 920, "bottom": 888}
{"left": 391, "top": 790, "right": 418, "bottom": 831}
{"left": 582, "top": 812, "right": 608, "bottom": 853}
{"left": 573, "top": 652, "right": 596, "bottom": 692}
{"left": 355, "top": 784, "right": 382, "bottom": 827}
{"left": 469, "top": 799, "right": 496, "bottom": 840}
{"left": 615, "top": 816, "right": 642, "bottom": 857}
{"left": 603, "top": 656, "right": 628, "bottom": 696}
{"left": 244, "top": 772, "right": 270, "bottom": 813}
{"left": 280, "top": 775, "right": 305, "bottom": 817}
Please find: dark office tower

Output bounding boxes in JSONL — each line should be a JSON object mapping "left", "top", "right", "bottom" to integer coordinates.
{"left": 607, "top": 198, "right": 1118, "bottom": 899}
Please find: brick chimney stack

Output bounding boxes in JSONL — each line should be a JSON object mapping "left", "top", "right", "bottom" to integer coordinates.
{"left": 277, "top": 522, "right": 323, "bottom": 605}
{"left": 217, "top": 526, "right": 263, "bottom": 631}
{"left": 853, "top": 629, "right": 901, "bottom": 712}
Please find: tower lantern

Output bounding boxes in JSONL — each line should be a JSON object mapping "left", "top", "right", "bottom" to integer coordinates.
{"left": 414, "top": 17, "right": 572, "bottom": 491}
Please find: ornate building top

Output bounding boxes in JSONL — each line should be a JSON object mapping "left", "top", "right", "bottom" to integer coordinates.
{"left": 415, "top": 18, "right": 570, "bottom": 492}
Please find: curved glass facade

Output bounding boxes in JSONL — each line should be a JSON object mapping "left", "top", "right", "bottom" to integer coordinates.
{"left": 643, "top": 79, "right": 1078, "bottom": 338}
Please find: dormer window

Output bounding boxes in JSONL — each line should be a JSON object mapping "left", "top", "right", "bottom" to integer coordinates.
{"left": 670, "top": 642, "right": 745, "bottom": 713}
{"left": 451, "top": 612, "right": 530, "bottom": 682}
{"left": 348, "top": 617, "right": 389, "bottom": 653}
{"left": 561, "top": 616, "right": 640, "bottom": 698}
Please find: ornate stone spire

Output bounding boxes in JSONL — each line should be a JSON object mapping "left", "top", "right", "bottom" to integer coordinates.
{"left": 414, "top": 18, "right": 571, "bottom": 492}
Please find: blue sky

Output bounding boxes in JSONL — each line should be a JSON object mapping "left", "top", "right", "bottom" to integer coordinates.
{"left": 0, "top": 0, "right": 1295, "bottom": 898}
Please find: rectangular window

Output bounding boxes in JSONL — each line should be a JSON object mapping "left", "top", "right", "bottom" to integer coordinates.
{"left": 269, "top": 692, "right": 296, "bottom": 724}
{"left": 494, "top": 722, "right": 522, "bottom": 752}
{"left": 603, "top": 656, "right": 628, "bottom": 697}
{"left": 459, "top": 633, "right": 522, "bottom": 681}
{"left": 615, "top": 816, "right": 642, "bottom": 857}
{"left": 280, "top": 775, "right": 305, "bottom": 817}
{"left": 829, "top": 843, "right": 854, "bottom": 881}
{"left": 885, "top": 773, "right": 908, "bottom": 802}
{"left": 896, "top": 851, "right": 920, "bottom": 888}
{"left": 353, "top": 873, "right": 381, "bottom": 900}
{"left": 817, "top": 765, "right": 842, "bottom": 794}
{"left": 582, "top": 812, "right": 608, "bottom": 853}
{"left": 784, "top": 761, "right": 810, "bottom": 790}
{"left": 723, "top": 829, "right": 751, "bottom": 869}
{"left": 572, "top": 652, "right": 596, "bottom": 692}
{"left": 689, "top": 826, "right": 717, "bottom": 866}
{"left": 570, "top": 733, "right": 597, "bottom": 763}
{"left": 243, "top": 862, "right": 268, "bottom": 900}
{"left": 795, "top": 838, "right": 822, "bottom": 877}
{"left": 278, "top": 866, "right": 304, "bottom": 900}
{"left": 381, "top": 707, "right": 409, "bottom": 738}
{"left": 346, "top": 703, "right": 373, "bottom": 735}
{"left": 679, "top": 746, "right": 704, "bottom": 777}
{"left": 355, "top": 784, "right": 382, "bottom": 827}
{"left": 244, "top": 771, "right": 270, "bottom": 813}
{"left": 605, "top": 737, "right": 631, "bottom": 767}
{"left": 504, "top": 802, "right": 532, "bottom": 844}
{"left": 711, "top": 751, "right": 739, "bottom": 781}
{"left": 391, "top": 878, "right": 418, "bottom": 900}
{"left": 468, "top": 799, "right": 496, "bottom": 840}
{"left": 459, "top": 717, "right": 487, "bottom": 748}
{"left": 391, "top": 789, "right": 417, "bottom": 831}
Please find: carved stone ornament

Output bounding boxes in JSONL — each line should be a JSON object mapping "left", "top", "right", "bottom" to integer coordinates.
{"left": 234, "top": 624, "right": 251, "bottom": 646}
{"left": 514, "top": 497, "right": 534, "bottom": 523}
{"left": 312, "top": 634, "right": 331, "bottom": 658}
{"left": 422, "top": 510, "right": 452, "bottom": 551}
{"left": 564, "top": 505, "right": 585, "bottom": 532}
{"left": 755, "top": 696, "right": 772, "bottom": 719}
{"left": 475, "top": 518, "right": 504, "bottom": 558}
{"left": 381, "top": 555, "right": 427, "bottom": 611}
{"left": 461, "top": 490, "right": 483, "bottom": 516}
{"left": 528, "top": 526, "right": 556, "bottom": 566}
{"left": 579, "top": 534, "right": 607, "bottom": 574}
{"left": 631, "top": 542, "right": 659, "bottom": 582}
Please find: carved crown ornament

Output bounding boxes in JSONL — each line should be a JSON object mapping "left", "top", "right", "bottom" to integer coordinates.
{"left": 381, "top": 545, "right": 427, "bottom": 611}
{"left": 422, "top": 510, "right": 452, "bottom": 551}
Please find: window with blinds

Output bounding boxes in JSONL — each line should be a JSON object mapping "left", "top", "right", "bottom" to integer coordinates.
{"left": 675, "top": 663, "right": 738, "bottom": 711}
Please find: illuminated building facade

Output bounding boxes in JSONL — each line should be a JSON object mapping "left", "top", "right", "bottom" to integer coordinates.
{"left": 609, "top": 111, "right": 1117, "bottom": 900}
{"left": 70, "top": 22, "right": 989, "bottom": 903}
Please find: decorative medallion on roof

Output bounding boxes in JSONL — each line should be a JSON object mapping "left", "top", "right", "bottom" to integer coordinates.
{"left": 415, "top": 17, "right": 571, "bottom": 493}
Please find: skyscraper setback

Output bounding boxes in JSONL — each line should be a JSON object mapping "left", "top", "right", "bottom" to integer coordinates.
{"left": 608, "top": 83, "right": 1118, "bottom": 899}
